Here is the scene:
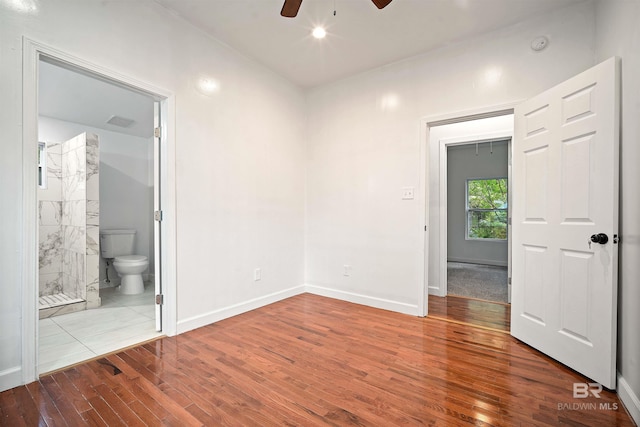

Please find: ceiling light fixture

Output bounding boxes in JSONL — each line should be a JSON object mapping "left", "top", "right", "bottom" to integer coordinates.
{"left": 312, "top": 27, "right": 327, "bottom": 39}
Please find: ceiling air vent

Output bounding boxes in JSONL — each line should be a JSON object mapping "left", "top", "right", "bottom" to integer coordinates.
{"left": 106, "top": 115, "right": 135, "bottom": 128}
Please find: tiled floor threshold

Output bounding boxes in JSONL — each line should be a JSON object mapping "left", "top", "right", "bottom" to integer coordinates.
{"left": 38, "top": 293, "right": 84, "bottom": 309}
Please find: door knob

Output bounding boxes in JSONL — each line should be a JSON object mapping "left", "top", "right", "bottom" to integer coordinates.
{"left": 590, "top": 233, "right": 609, "bottom": 244}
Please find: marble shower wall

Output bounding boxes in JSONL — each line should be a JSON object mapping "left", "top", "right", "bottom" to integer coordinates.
{"left": 38, "top": 132, "right": 100, "bottom": 312}
{"left": 38, "top": 142, "right": 63, "bottom": 296}
{"left": 85, "top": 133, "right": 100, "bottom": 308}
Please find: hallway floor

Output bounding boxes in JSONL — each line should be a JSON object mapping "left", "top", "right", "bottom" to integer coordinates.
{"left": 447, "top": 261, "right": 508, "bottom": 303}
{"left": 38, "top": 284, "right": 161, "bottom": 375}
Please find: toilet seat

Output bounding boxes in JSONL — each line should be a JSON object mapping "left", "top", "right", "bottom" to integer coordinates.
{"left": 114, "top": 255, "right": 147, "bottom": 264}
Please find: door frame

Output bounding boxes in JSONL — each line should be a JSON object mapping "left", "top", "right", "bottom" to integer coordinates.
{"left": 437, "top": 134, "right": 513, "bottom": 298}
{"left": 22, "top": 38, "right": 177, "bottom": 382}
{"left": 420, "top": 103, "right": 520, "bottom": 316}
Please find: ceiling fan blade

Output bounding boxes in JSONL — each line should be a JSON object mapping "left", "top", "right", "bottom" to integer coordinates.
{"left": 371, "top": 0, "right": 392, "bottom": 9}
{"left": 281, "top": 0, "right": 303, "bottom": 17}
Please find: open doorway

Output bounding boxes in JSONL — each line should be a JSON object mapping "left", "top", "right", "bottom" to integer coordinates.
{"left": 446, "top": 140, "right": 509, "bottom": 303}
{"left": 22, "top": 39, "right": 176, "bottom": 384}
{"left": 426, "top": 113, "right": 513, "bottom": 332}
{"left": 35, "top": 56, "right": 163, "bottom": 374}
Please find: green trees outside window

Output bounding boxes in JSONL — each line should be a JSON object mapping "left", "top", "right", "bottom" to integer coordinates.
{"left": 466, "top": 178, "right": 507, "bottom": 240}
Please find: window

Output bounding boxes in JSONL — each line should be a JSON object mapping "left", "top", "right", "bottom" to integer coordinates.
{"left": 466, "top": 178, "right": 507, "bottom": 240}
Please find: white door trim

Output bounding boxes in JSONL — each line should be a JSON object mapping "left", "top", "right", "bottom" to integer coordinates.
{"left": 22, "top": 38, "right": 178, "bottom": 383}
{"left": 420, "top": 102, "right": 521, "bottom": 315}
{"left": 418, "top": 121, "right": 429, "bottom": 316}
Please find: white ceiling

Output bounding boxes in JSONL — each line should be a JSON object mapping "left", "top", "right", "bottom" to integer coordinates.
{"left": 155, "top": 0, "right": 586, "bottom": 88}
{"left": 39, "top": 60, "right": 155, "bottom": 138}
{"left": 38, "top": 0, "right": 585, "bottom": 136}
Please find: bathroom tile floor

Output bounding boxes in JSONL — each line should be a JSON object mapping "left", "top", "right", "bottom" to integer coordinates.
{"left": 38, "top": 284, "right": 162, "bottom": 374}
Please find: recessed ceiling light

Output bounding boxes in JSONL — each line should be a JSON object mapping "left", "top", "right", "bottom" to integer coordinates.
{"left": 312, "top": 27, "right": 327, "bottom": 39}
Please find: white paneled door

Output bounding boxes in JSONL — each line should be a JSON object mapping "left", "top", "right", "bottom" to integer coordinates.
{"left": 511, "top": 57, "right": 620, "bottom": 389}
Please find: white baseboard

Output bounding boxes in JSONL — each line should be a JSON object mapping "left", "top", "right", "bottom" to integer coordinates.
{"left": 177, "top": 284, "right": 419, "bottom": 336}
{"left": 618, "top": 372, "right": 640, "bottom": 425}
{"left": 177, "top": 285, "right": 306, "bottom": 334}
{"left": 428, "top": 285, "right": 443, "bottom": 296}
{"left": 305, "top": 284, "right": 419, "bottom": 316}
{"left": 0, "top": 366, "right": 22, "bottom": 393}
{"left": 448, "top": 257, "right": 508, "bottom": 267}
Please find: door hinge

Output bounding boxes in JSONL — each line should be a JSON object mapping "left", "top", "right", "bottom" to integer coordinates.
{"left": 508, "top": 277, "right": 512, "bottom": 285}
{"left": 154, "top": 127, "right": 161, "bottom": 138}
{"left": 154, "top": 210, "right": 163, "bottom": 221}
{"left": 155, "top": 294, "right": 164, "bottom": 305}
{"left": 508, "top": 217, "right": 512, "bottom": 225}
{"left": 424, "top": 225, "right": 427, "bottom": 231}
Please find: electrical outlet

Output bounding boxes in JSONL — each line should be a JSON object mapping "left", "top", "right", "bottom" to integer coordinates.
{"left": 254, "top": 268, "right": 261, "bottom": 281}
{"left": 343, "top": 265, "right": 351, "bottom": 277}
{"left": 402, "top": 187, "right": 415, "bottom": 200}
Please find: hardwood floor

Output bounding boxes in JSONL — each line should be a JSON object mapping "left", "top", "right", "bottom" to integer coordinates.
{"left": 0, "top": 294, "right": 634, "bottom": 426}
{"left": 428, "top": 295, "right": 511, "bottom": 333}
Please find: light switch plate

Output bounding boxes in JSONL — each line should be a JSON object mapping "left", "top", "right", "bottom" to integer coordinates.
{"left": 402, "top": 187, "right": 415, "bottom": 200}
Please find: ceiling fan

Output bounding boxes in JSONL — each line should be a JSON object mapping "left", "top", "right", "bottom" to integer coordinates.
{"left": 281, "top": 0, "right": 393, "bottom": 18}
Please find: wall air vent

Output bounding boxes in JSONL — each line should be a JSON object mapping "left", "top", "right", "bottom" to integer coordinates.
{"left": 106, "top": 115, "right": 135, "bottom": 128}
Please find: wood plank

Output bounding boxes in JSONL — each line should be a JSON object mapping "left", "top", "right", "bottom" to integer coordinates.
{"left": 50, "top": 371, "right": 92, "bottom": 414}
{"left": 39, "top": 375, "right": 87, "bottom": 427}
{"left": 0, "top": 294, "right": 634, "bottom": 426}
{"left": 86, "top": 394, "right": 127, "bottom": 427}
{"left": 25, "top": 380, "right": 67, "bottom": 427}
{"left": 0, "top": 388, "right": 29, "bottom": 427}
{"left": 428, "top": 294, "right": 511, "bottom": 332}
{"left": 79, "top": 408, "right": 108, "bottom": 427}
{"left": 100, "top": 354, "right": 203, "bottom": 426}
{"left": 91, "top": 383, "right": 146, "bottom": 427}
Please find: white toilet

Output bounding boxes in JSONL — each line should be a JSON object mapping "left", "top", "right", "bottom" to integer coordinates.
{"left": 99, "top": 229, "right": 148, "bottom": 295}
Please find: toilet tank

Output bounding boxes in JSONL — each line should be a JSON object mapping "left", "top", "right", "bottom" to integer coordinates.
{"left": 100, "top": 229, "right": 136, "bottom": 258}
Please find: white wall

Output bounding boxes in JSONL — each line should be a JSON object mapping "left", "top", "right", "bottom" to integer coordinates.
{"left": 305, "top": 2, "right": 596, "bottom": 312}
{"left": 38, "top": 116, "right": 155, "bottom": 286}
{"left": 447, "top": 141, "right": 509, "bottom": 266}
{"left": 595, "top": 1, "right": 640, "bottom": 423}
{"left": 0, "top": 0, "right": 306, "bottom": 391}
